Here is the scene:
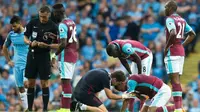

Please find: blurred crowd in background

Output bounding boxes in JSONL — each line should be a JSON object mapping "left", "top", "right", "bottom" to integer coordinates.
{"left": 0, "top": 0, "right": 200, "bottom": 111}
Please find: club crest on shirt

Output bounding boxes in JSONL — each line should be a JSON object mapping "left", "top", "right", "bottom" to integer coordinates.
{"left": 32, "top": 31, "right": 37, "bottom": 38}
{"left": 43, "top": 35, "right": 48, "bottom": 40}
{"left": 59, "top": 27, "right": 64, "bottom": 33}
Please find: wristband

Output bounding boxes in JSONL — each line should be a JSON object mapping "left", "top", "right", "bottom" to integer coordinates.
{"left": 29, "top": 41, "right": 32, "bottom": 47}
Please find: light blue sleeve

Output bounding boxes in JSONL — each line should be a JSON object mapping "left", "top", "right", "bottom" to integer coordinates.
{"left": 122, "top": 43, "right": 134, "bottom": 55}
{"left": 59, "top": 23, "right": 68, "bottom": 39}
{"left": 166, "top": 18, "right": 176, "bottom": 32}
{"left": 127, "top": 80, "right": 138, "bottom": 93}
{"left": 4, "top": 33, "right": 11, "bottom": 47}
{"left": 184, "top": 22, "right": 193, "bottom": 34}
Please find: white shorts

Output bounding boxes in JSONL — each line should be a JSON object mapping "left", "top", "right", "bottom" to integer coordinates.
{"left": 164, "top": 56, "right": 184, "bottom": 75}
{"left": 59, "top": 62, "right": 76, "bottom": 79}
{"left": 131, "top": 52, "right": 153, "bottom": 76}
{"left": 144, "top": 83, "right": 171, "bottom": 107}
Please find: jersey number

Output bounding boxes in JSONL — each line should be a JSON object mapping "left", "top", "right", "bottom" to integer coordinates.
{"left": 143, "top": 66, "right": 146, "bottom": 73}
{"left": 69, "top": 26, "right": 77, "bottom": 43}
{"left": 176, "top": 22, "right": 185, "bottom": 39}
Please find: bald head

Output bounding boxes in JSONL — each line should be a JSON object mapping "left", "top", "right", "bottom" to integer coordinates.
{"left": 165, "top": 0, "right": 177, "bottom": 16}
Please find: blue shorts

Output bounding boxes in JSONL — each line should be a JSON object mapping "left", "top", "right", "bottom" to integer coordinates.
{"left": 14, "top": 66, "right": 27, "bottom": 87}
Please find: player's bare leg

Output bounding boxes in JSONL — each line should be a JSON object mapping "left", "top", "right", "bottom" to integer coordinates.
{"left": 27, "top": 79, "right": 36, "bottom": 111}
{"left": 41, "top": 80, "right": 49, "bottom": 111}
{"left": 141, "top": 105, "right": 175, "bottom": 112}
{"left": 98, "top": 104, "right": 108, "bottom": 112}
{"left": 155, "top": 105, "right": 175, "bottom": 112}
{"left": 170, "top": 73, "right": 183, "bottom": 112}
{"left": 61, "top": 79, "right": 72, "bottom": 110}
{"left": 140, "top": 105, "right": 149, "bottom": 112}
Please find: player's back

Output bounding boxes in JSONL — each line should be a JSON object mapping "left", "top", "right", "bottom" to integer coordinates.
{"left": 74, "top": 69, "right": 110, "bottom": 94}
{"left": 8, "top": 31, "right": 28, "bottom": 66}
{"left": 165, "top": 14, "right": 189, "bottom": 56}
{"left": 128, "top": 75, "right": 163, "bottom": 98}
{"left": 111, "top": 39, "right": 151, "bottom": 60}
{"left": 58, "top": 18, "right": 78, "bottom": 63}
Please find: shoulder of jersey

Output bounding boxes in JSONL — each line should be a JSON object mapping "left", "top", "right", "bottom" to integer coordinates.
{"left": 63, "top": 18, "right": 75, "bottom": 23}
{"left": 9, "top": 31, "right": 15, "bottom": 35}
{"left": 29, "top": 18, "right": 38, "bottom": 24}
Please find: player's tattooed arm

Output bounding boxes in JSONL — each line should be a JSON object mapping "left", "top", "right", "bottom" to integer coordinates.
{"left": 131, "top": 53, "right": 142, "bottom": 74}
{"left": 55, "top": 38, "right": 67, "bottom": 55}
{"left": 182, "top": 30, "right": 196, "bottom": 47}
{"left": 119, "top": 58, "right": 132, "bottom": 74}
{"left": 164, "top": 29, "right": 176, "bottom": 56}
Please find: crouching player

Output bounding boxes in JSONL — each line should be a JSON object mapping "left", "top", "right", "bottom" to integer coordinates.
{"left": 70, "top": 69, "right": 132, "bottom": 112}
{"left": 112, "top": 72, "right": 176, "bottom": 112}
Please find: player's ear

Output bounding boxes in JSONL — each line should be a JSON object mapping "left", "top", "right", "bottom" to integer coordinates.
{"left": 121, "top": 81, "right": 126, "bottom": 85}
{"left": 48, "top": 12, "right": 51, "bottom": 18}
{"left": 111, "top": 78, "right": 117, "bottom": 85}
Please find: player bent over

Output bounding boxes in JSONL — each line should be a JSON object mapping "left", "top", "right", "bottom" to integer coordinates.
{"left": 106, "top": 39, "right": 153, "bottom": 76}
{"left": 112, "top": 72, "right": 175, "bottom": 112}
{"left": 106, "top": 39, "right": 153, "bottom": 111}
{"left": 70, "top": 69, "right": 132, "bottom": 112}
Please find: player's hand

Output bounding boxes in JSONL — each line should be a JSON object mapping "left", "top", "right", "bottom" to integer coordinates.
{"left": 8, "top": 61, "right": 14, "bottom": 67}
{"left": 38, "top": 42, "right": 48, "bottom": 48}
{"left": 51, "top": 58, "right": 57, "bottom": 67}
{"left": 51, "top": 53, "right": 56, "bottom": 59}
{"left": 136, "top": 94, "right": 149, "bottom": 101}
{"left": 44, "top": 32, "right": 57, "bottom": 40}
{"left": 122, "top": 93, "right": 133, "bottom": 99}
{"left": 31, "top": 40, "right": 38, "bottom": 47}
{"left": 164, "top": 48, "right": 168, "bottom": 57}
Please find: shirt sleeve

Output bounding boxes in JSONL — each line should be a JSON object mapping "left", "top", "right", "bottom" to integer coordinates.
{"left": 166, "top": 17, "right": 176, "bottom": 32}
{"left": 24, "top": 20, "right": 33, "bottom": 38}
{"left": 59, "top": 23, "right": 68, "bottom": 39}
{"left": 4, "top": 33, "right": 11, "bottom": 47}
{"left": 122, "top": 43, "right": 134, "bottom": 55}
{"left": 127, "top": 80, "right": 138, "bottom": 93}
{"left": 52, "top": 24, "right": 59, "bottom": 43}
{"left": 184, "top": 22, "right": 193, "bottom": 34}
{"left": 102, "top": 72, "right": 111, "bottom": 89}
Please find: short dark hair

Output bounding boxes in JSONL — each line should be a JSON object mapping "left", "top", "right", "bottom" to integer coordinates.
{"left": 168, "top": 0, "right": 177, "bottom": 11}
{"left": 111, "top": 70, "right": 126, "bottom": 82}
{"left": 39, "top": 5, "right": 51, "bottom": 13}
{"left": 10, "top": 15, "right": 21, "bottom": 24}
{"left": 52, "top": 3, "right": 65, "bottom": 12}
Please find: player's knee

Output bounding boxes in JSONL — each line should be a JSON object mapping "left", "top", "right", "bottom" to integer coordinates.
{"left": 148, "top": 107, "right": 157, "bottom": 112}
{"left": 41, "top": 80, "right": 49, "bottom": 88}
{"left": 170, "top": 73, "right": 180, "bottom": 84}
{"left": 24, "top": 81, "right": 29, "bottom": 88}
{"left": 28, "top": 79, "right": 36, "bottom": 88}
{"left": 61, "top": 79, "right": 71, "bottom": 84}
{"left": 98, "top": 104, "right": 108, "bottom": 112}
{"left": 18, "top": 87, "right": 25, "bottom": 93}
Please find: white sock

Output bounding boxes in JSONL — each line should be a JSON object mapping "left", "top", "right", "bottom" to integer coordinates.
{"left": 80, "top": 104, "right": 87, "bottom": 110}
{"left": 19, "top": 92, "right": 28, "bottom": 110}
